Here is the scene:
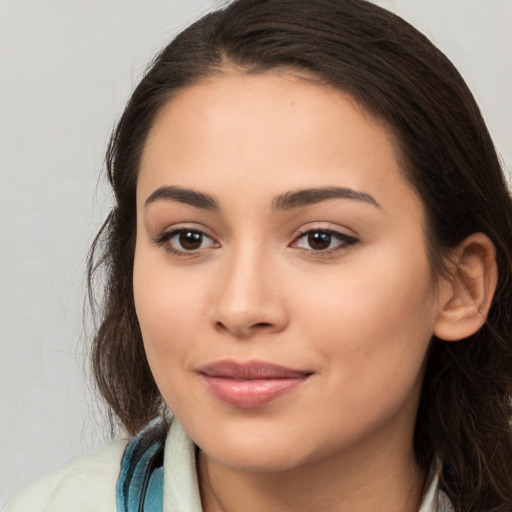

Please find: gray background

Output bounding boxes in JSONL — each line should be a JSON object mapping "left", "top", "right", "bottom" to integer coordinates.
{"left": 1, "top": 0, "right": 511, "bottom": 505}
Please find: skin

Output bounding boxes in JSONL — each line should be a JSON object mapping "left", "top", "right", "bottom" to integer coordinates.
{"left": 133, "top": 70, "right": 452, "bottom": 512}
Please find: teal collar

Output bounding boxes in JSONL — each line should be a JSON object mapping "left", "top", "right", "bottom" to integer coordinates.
{"left": 117, "top": 420, "right": 166, "bottom": 512}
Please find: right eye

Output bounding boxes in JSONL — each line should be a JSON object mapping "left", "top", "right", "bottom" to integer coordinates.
{"left": 154, "top": 229, "right": 218, "bottom": 255}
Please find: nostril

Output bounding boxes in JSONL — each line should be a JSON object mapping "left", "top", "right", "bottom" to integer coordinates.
{"left": 215, "top": 321, "right": 227, "bottom": 331}
{"left": 214, "top": 320, "right": 275, "bottom": 335}
{"left": 254, "top": 322, "right": 273, "bottom": 329}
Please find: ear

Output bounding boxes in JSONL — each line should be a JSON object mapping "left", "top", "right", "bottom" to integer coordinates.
{"left": 434, "top": 233, "right": 498, "bottom": 342}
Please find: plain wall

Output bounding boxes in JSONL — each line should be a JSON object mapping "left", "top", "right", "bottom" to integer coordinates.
{"left": 1, "top": 0, "right": 511, "bottom": 505}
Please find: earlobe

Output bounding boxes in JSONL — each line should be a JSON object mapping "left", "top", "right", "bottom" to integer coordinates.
{"left": 433, "top": 233, "right": 498, "bottom": 342}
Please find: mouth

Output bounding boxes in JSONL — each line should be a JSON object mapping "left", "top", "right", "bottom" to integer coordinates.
{"left": 198, "top": 360, "right": 313, "bottom": 409}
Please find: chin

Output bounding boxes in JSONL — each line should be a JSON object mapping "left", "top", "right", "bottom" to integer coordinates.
{"left": 193, "top": 422, "right": 320, "bottom": 474}
{"left": 202, "top": 445, "right": 307, "bottom": 474}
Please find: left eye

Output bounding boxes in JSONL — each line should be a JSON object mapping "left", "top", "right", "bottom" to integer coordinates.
{"left": 293, "top": 230, "right": 357, "bottom": 252}
{"left": 158, "top": 229, "right": 217, "bottom": 253}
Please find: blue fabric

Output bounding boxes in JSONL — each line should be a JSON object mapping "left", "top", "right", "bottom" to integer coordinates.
{"left": 116, "top": 421, "right": 166, "bottom": 512}
{"left": 143, "top": 467, "right": 164, "bottom": 512}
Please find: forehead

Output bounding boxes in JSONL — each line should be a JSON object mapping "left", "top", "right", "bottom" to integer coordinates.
{"left": 138, "top": 70, "right": 418, "bottom": 214}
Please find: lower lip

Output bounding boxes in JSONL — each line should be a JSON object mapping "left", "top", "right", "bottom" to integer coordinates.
{"left": 201, "top": 375, "right": 309, "bottom": 408}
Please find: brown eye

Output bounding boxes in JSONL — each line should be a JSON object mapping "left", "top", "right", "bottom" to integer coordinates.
{"left": 307, "top": 232, "right": 332, "bottom": 250}
{"left": 178, "top": 231, "right": 204, "bottom": 250}
{"left": 155, "top": 228, "right": 218, "bottom": 255}
{"left": 292, "top": 229, "right": 359, "bottom": 254}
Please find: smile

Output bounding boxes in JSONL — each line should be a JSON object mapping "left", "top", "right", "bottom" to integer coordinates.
{"left": 198, "top": 360, "right": 313, "bottom": 409}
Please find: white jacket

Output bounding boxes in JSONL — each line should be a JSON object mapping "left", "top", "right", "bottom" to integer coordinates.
{"left": 4, "top": 419, "right": 444, "bottom": 512}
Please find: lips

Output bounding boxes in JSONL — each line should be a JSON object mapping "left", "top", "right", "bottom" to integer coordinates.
{"left": 198, "top": 360, "right": 312, "bottom": 409}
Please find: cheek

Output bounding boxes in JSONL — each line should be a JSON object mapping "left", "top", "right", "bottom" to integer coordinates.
{"left": 294, "top": 247, "right": 437, "bottom": 395}
{"left": 134, "top": 278, "right": 205, "bottom": 415}
{"left": 132, "top": 250, "right": 206, "bottom": 386}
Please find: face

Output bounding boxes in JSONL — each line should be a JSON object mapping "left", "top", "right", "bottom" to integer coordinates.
{"left": 134, "top": 71, "right": 444, "bottom": 473}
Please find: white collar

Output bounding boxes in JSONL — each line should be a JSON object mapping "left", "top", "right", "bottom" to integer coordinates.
{"left": 419, "top": 459, "right": 441, "bottom": 512}
{"left": 163, "top": 418, "right": 203, "bottom": 512}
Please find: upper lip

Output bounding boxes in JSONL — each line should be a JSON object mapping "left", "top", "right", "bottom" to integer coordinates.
{"left": 199, "top": 360, "right": 313, "bottom": 379}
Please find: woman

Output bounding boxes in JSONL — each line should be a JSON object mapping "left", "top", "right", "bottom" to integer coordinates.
{"left": 5, "top": 0, "right": 512, "bottom": 511}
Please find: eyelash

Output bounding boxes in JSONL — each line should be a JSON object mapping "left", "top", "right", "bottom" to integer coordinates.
{"left": 292, "top": 229, "right": 359, "bottom": 256}
{"left": 152, "top": 228, "right": 218, "bottom": 256}
{"left": 152, "top": 227, "right": 359, "bottom": 257}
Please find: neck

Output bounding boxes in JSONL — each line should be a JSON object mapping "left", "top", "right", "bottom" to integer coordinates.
{"left": 198, "top": 437, "right": 427, "bottom": 512}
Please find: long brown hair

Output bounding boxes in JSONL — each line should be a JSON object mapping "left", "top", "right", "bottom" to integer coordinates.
{"left": 87, "top": 1, "right": 512, "bottom": 509}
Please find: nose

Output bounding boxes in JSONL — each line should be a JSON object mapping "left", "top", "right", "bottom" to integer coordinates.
{"left": 209, "top": 248, "right": 289, "bottom": 338}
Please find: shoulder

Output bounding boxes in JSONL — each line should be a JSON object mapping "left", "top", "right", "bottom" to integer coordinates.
{"left": 3, "top": 440, "right": 128, "bottom": 512}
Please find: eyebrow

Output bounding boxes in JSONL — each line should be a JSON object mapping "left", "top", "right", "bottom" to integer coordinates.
{"left": 272, "top": 187, "right": 382, "bottom": 210}
{"left": 144, "top": 185, "right": 381, "bottom": 211}
{"left": 144, "top": 186, "right": 220, "bottom": 210}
